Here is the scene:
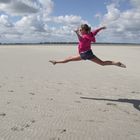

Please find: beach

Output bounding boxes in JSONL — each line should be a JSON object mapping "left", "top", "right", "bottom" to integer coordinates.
{"left": 0, "top": 44, "right": 140, "bottom": 140}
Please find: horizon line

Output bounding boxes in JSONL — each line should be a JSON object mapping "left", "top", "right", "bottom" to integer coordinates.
{"left": 0, "top": 42, "right": 140, "bottom": 45}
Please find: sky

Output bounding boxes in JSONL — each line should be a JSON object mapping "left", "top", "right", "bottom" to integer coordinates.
{"left": 0, "top": 0, "right": 140, "bottom": 43}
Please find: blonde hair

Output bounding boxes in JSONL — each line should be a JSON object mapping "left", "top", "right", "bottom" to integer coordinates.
{"left": 80, "top": 24, "right": 91, "bottom": 33}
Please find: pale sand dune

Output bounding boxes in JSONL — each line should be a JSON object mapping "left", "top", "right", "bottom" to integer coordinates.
{"left": 0, "top": 44, "right": 140, "bottom": 140}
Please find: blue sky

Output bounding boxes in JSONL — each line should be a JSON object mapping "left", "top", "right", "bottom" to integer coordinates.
{"left": 0, "top": 0, "right": 140, "bottom": 43}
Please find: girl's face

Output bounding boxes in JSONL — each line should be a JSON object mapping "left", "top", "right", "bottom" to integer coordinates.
{"left": 79, "top": 28, "right": 87, "bottom": 35}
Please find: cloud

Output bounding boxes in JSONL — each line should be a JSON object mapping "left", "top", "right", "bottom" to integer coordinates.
{"left": 13, "top": 13, "right": 87, "bottom": 43}
{"left": 0, "top": 14, "right": 12, "bottom": 27}
{"left": 104, "top": 4, "right": 120, "bottom": 21}
{"left": 0, "top": 0, "right": 54, "bottom": 16}
{"left": 15, "top": 15, "right": 45, "bottom": 32}
{"left": 52, "top": 15, "right": 88, "bottom": 25}
{"left": 0, "top": 0, "right": 11, "bottom": 3}
{"left": 0, "top": 0, "right": 40, "bottom": 15}
{"left": 130, "top": 0, "right": 140, "bottom": 8}
{"left": 0, "top": 0, "right": 55, "bottom": 43}
{"left": 39, "top": 0, "right": 54, "bottom": 15}
{"left": 99, "top": 0, "right": 140, "bottom": 43}
{"left": 0, "top": 14, "right": 21, "bottom": 42}
{"left": 0, "top": 0, "right": 89, "bottom": 43}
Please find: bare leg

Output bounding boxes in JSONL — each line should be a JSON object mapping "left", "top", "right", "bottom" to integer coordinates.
{"left": 49, "top": 55, "right": 82, "bottom": 65}
{"left": 90, "top": 56, "right": 126, "bottom": 68}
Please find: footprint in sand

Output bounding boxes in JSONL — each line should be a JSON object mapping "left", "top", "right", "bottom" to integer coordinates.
{"left": 86, "top": 120, "right": 104, "bottom": 123}
{"left": 75, "top": 92, "right": 83, "bottom": 95}
{"left": 29, "top": 92, "right": 35, "bottom": 95}
{"left": 20, "top": 76, "right": 24, "bottom": 79}
{"left": 113, "top": 87, "right": 118, "bottom": 90}
{"left": 60, "top": 129, "right": 66, "bottom": 133}
{"left": 98, "top": 109, "right": 109, "bottom": 112}
{"left": 131, "top": 91, "right": 140, "bottom": 94}
{"left": 8, "top": 90, "right": 14, "bottom": 93}
{"left": 106, "top": 103, "right": 117, "bottom": 106}
{"left": 7, "top": 101, "right": 11, "bottom": 104}
{"left": 86, "top": 120, "right": 95, "bottom": 122}
{"left": 47, "top": 129, "right": 66, "bottom": 140}
{"left": 0, "top": 113, "right": 6, "bottom": 117}
{"left": 57, "top": 82, "right": 63, "bottom": 85}
{"left": 46, "top": 98, "right": 54, "bottom": 101}
{"left": 11, "top": 120, "right": 36, "bottom": 132}
{"left": 11, "top": 126, "right": 24, "bottom": 131}
{"left": 74, "top": 100, "right": 81, "bottom": 103}
{"left": 49, "top": 137, "right": 60, "bottom": 140}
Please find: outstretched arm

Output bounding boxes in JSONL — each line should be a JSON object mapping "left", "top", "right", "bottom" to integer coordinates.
{"left": 74, "top": 29, "right": 82, "bottom": 40}
{"left": 92, "top": 26, "right": 106, "bottom": 36}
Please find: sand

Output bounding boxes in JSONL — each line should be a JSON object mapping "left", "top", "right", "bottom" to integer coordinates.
{"left": 0, "top": 44, "right": 140, "bottom": 140}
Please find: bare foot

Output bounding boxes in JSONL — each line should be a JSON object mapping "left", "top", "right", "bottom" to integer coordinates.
{"left": 116, "top": 62, "right": 126, "bottom": 68}
{"left": 49, "top": 60, "right": 56, "bottom": 65}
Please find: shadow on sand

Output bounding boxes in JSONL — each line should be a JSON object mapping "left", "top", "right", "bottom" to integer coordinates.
{"left": 80, "top": 97, "right": 140, "bottom": 111}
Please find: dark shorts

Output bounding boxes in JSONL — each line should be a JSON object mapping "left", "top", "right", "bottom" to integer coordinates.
{"left": 80, "top": 49, "right": 96, "bottom": 60}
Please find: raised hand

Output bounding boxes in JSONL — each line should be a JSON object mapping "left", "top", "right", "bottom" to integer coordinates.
{"left": 101, "top": 26, "right": 107, "bottom": 30}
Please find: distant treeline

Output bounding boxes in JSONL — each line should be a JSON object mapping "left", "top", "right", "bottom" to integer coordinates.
{"left": 0, "top": 42, "right": 78, "bottom": 45}
{"left": 0, "top": 42, "right": 140, "bottom": 46}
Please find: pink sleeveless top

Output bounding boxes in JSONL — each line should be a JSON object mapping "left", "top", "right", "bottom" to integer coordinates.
{"left": 78, "top": 29, "right": 100, "bottom": 53}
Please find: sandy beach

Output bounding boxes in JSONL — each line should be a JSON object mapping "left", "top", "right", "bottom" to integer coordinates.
{"left": 0, "top": 44, "right": 140, "bottom": 140}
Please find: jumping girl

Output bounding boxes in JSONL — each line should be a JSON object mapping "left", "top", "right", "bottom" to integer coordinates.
{"left": 49, "top": 24, "right": 126, "bottom": 68}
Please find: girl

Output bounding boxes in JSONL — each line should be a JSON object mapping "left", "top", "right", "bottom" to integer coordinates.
{"left": 49, "top": 24, "right": 126, "bottom": 68}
